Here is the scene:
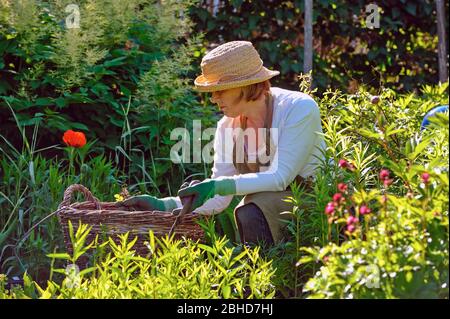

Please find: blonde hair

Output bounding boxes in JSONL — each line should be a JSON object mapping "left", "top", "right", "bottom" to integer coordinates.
{"left": 237, "top": 80, "right": 271, "bottom": 102}
{"left": 211, "top": 80, "right": 271, "bottom": 105}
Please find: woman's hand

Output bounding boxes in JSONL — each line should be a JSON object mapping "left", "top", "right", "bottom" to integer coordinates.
{"left": 176, "top": 180, "right": 201, "bottom": 213}
{"left": 119, "top": 195, "right": 177, "bottom": 211}
{"left": 177, "top": 178, "right": 236, "bottom": 211}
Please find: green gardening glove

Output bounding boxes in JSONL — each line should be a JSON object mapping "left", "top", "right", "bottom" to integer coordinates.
{"left": 177, "top": 178, "right": 236, "bottom": 211}
{"left": 119, "top": 195, "right": 178, "bottom": 211}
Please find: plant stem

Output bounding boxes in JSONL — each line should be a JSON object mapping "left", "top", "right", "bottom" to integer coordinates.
{"left": 69, "top": 148, "right": 75, "bottom": 184}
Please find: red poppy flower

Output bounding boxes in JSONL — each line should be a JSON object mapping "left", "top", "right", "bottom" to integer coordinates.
{"left": 63, "top": 130, "right": 86, "bottom": 148}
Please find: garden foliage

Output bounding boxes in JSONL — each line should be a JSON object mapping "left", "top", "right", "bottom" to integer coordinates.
{"left": 0, "top": 221, "right": 275, "bottom": 299}
{"left": 0, "top": 0, "right": 216, "bottom": 193}
{"left": 283, "top": 82, "right": 448, "bottom": 298}
{"left": 1, "top": 82, "right": 447, "bottom": 299}
{"left": 0, "top": 0, "right": 448, "bottom": 299}
{"left": 190, "top": 0, "right": 449, "bottom": 92}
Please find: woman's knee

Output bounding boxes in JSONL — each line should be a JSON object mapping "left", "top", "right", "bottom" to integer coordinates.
{"left": 235, "top": 203, "right": 260, "bottom": 226}
{"left": 234, "top": 203, "right": 273, "bottom": 244}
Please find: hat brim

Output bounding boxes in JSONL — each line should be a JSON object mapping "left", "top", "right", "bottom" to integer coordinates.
{"left": 194, "top": 67, "right": 280, "bottom": 93}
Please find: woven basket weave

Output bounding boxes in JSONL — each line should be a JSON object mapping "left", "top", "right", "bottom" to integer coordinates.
{"left": 56, "top": 184, "right": 204, "bottom": 257}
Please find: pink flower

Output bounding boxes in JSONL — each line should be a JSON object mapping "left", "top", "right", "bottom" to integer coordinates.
{"left": 339, "top": 159, "right": 356, "bottom": 171}
{"left": 347, "top": 224, "right": 356, "bottom": 233}
{"left": 360, "top": 205, "right": 371, "bottom": 215}
{"left": 346, "top": 215, "right": 358, "bottom": 225}
{"left": 379, "top": 169, "right": 393, "bottom": 187}
{"left": 338, "top": 159, "right": 349, "bottom": 169}
{"left": 333, "top": 193, "right": 344, "bottom": 204}
{"left": 421, "top": 172, "right": 430, "bottom": 184}
{"left": 338, "top": 183, "right": 348, "bottom": 193}
{"left": 379, "top": 169, "right": 390, "bottom": 181}
{"left": 325, "top": 202, "right": 335, "bottom": 215}
{"left": 383, "top": 178, "right": 393, "bottom": 187}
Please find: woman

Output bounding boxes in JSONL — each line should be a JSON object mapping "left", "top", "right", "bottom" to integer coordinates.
{"left": 122, "top": 41, "right": 326, "bottom": 245}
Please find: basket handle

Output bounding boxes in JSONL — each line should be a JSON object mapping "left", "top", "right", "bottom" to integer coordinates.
{"left": 58, "top": 184, "right": 101, "bottom": 210}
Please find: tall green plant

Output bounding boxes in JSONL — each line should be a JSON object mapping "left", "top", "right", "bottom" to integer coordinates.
{"left": 295, "top": 84, "right": 449, "bottom": 298}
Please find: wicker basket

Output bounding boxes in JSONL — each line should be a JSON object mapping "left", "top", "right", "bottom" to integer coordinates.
{"left": 56, "top": 184, "right": 204, "bottom": 258}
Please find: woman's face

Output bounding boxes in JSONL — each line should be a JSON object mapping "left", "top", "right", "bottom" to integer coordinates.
{"left": 210, "top": 88, "right": 247, "bottom": 118}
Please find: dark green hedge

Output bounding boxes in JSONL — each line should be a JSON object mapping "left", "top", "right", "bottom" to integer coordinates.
{"left": 189, "top": 0, "right": 449, "bottom": 93}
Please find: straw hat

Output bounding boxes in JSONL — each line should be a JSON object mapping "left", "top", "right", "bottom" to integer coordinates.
{"left": 194, "top": 41, "right": 280, "bottom": 92}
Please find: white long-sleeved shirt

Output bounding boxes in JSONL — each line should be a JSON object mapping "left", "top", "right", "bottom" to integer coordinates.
{"left": 173, "top": 87, "right": 326, "bottom": 215}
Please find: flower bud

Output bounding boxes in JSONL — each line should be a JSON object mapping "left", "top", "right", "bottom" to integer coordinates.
{"left": 360, "top": 205, "right": 371, "bottom": 215}
{"left": 371, "top": 95, "right": 380, "bottom": 104}
{"left": 325, "top": 202, "right": 335, "bottom": 215}
{"left": 421, "top": 172, "right": 430, "bottom": 184}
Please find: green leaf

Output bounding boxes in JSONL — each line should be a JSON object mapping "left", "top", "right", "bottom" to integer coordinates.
{"left": 55, "top": 97, "right": 67, "bottom": 108}
{"left": 91, "top": 65, "right": 116, "bottom": 75}
{"left": 103, "top": 56, "right": 127, "bottom": 68}
{"left": 222, "top": 285, "right": 231, "bottom": 298}
{"left": 207, "top": 20, "right": 216, "bottom": 31}
{"left": 248, "top": 15, "right": 259, "bottom": 29}
{"left": 78, "top": 266, "right": 97, "bottom": 277}
{"left": 34, "top": 97, "right": 54, "bottom": 106}
{"left": 406, "top": 3, "right": 417, "bottom": 16}
{"left": 406, "top": 271, "right": 413, "bottom": 283}
{"left": 297, "top": 256, "right": 315, "bottom": 265}
{"left": 47, "top": 253, "right": 71, "bottom": 260}
{"left": 109, "top": 115, "right": 124, "bottom": 128}
{"left": 70, "top": 122, "right": 89, "bottom": 131}
{"left": 357, "top": 128, "right": 381, "bottom": 140}
{"left": 90, "top": 83, "right": 110, "bottom": 97}
{"left": 198, "top": 244, "right": 217, "bottom": 255}
{"left": 407, "top": 137, "right": 431, "bottom": 160}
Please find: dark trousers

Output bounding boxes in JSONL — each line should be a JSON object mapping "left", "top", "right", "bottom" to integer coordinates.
{"left": 234, "top": 203, "right": 274, "bottom": 246}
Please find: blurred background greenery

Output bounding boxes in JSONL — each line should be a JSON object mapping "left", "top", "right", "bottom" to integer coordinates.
{"left": 190, "top": 0, "right": 448, "bottom": 92}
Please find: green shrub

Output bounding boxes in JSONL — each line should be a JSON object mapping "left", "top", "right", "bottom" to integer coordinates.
{"left": 0, "top": 221, "right": 275, "bottom": 299}
{"left": 0, "top": 0, "right": 216, "bottom": 191}
{"left": 293, "top": 83, "right": 449, "bottom": 298}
